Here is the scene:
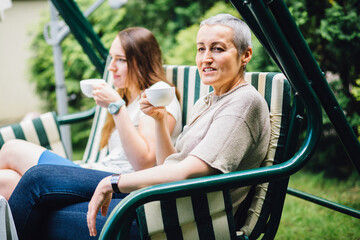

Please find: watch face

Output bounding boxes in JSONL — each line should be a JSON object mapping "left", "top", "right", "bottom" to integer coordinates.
{"left": 108, "top": 99, "right": 125, "bottom": 114}
{"left": 109, "top": 104, "right": 118, "bottom": 114}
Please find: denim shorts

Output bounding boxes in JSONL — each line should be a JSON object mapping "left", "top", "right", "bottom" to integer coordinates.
{"left": 38, "top": 150, "right": 80, "bottom": 167}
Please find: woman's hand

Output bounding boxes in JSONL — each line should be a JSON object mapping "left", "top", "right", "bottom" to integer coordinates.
{"left": 139, "top": 92, "right": 167, "bottom": 121}
{"left": 92, "top": 83, "right": 121, "bottom": 108}
{"left": 87, "top": 176, "right": 113, "bottom": 237}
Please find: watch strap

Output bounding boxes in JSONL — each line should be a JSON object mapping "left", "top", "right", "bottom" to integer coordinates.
{"left": 108, "top": 98, "right": 125, "bottom": 115}
{"left": 110, "top": 174, "right": 121, "bottom": 193}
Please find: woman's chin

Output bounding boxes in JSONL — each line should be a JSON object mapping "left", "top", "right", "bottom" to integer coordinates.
{"left": 113, "top": 82, "right": 125, "bottom": 89}
{"left": 200, "top": 77, "right": 217, "bottom": 86}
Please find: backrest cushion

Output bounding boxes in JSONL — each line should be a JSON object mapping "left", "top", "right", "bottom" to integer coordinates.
{"left": 0, "top": 112, "right": 68, "bottom": 158}
{"left": 238, "top": 73, "right": 291, "bottom": 238}
{"left": 140, "top": 67, "right": 292, "bottom": 238}
{"left": 136, "top": 190, "right": 237, "bottom": 240}
{"left": 81, "top": 64, "right": 291, "bottom": 238}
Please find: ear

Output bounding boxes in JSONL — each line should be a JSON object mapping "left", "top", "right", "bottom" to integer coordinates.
{"left": 241, "top": 47, "right": 253, "bottom": 67}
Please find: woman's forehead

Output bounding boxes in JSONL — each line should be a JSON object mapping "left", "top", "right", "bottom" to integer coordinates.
{"left": 110, "top": 37, "right": 125, "bottom": 56}
{"left": 197, "top": 24, "right": 234, "bottom": 44}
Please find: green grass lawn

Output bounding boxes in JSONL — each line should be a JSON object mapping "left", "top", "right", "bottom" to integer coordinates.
{"left": 276, "top": 170, "right": 360, "bottom": 239}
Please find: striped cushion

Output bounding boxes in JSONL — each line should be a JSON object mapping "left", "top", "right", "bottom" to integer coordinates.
{"left": 238, "top": 72, "right": 291, "bottom": 237}
{"left": 134, "top": 67, "right": 291, "bottom": 239}
{"left": 0, "top": 112, "right": 67, "bottom": 158}
{"left": 136, "top": 190, "right": 237, "bottom": 240}
{"left": 81, "top": 65, "right": 290, "bottom": 238}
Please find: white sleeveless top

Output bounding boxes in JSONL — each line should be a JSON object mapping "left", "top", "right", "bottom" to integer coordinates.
{"left": 89, "top": 81, "right": 182, "bottom": 173}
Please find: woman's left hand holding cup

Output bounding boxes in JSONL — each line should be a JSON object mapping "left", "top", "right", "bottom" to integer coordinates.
{"left": 139, "top": 92, "right": 167, "bottom": 121}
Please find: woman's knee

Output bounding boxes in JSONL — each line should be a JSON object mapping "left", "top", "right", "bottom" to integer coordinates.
{"left": 21, "top": 165, "right": 50, "bottom": 183}
{"left": 0, "top": 139, "right": 25, "bottom": 166}
{"left": 0, "top": 139, "right": 44, "bottom": 173}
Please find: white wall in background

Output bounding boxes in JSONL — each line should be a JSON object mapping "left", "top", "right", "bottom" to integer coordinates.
{"left": 0, "top": 1, "right": 48, "bottom": 125}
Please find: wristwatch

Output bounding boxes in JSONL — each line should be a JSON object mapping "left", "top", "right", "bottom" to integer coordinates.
{"left": 108, "top": 98, "right": 125, "bottom": 115}
{"left": 110, "top": 174, "right": 121, "bottom": 193}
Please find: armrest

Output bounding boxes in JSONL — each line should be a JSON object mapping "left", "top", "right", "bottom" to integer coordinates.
{"left": 57, "top": 107, "right": 96, "bottom": 125}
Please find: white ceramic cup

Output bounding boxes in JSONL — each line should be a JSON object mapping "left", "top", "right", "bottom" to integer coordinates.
{"left": 145, "top": 87, "right": 175, "bottom": 107}
{"left": 80, "top": 79, "right": 105, "bottom": 97}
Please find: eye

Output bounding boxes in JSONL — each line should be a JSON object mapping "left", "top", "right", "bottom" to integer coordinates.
{"left": 212, "top": 47, "right": 224, "bottom": 52}
{"left": 118, "top": 58, "right": 127, "bottom": 62}
{"left": 197, "top": 46, "right": 205, "bottom": 52}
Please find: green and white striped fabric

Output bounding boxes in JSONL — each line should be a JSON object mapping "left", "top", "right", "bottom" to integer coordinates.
{"left": 133, "top": 68, "right": 291, "bottom": 239}
{"left": 0, "top": 112, "right": 68, "bottom": 158}
{"left": 136, "top": 190, "right": 237, "bottom": 240}
{"left": 238, "top": 72, "right": 291, "bottom": 238}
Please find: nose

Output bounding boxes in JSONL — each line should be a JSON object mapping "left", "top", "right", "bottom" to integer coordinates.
{"left": 108, "top": 58, "right": 117, "bottom": 72}
{"left": 202, "top": 49, "right": 213, "bottom": 64}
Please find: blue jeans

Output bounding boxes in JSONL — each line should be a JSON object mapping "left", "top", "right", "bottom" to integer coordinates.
{"left": 8, "top": 165, "right": 141, "bottom": 240}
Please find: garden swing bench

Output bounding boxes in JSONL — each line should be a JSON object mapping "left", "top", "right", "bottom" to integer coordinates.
{"left": 0, "top": 0, "right": 359, "bottom": 239}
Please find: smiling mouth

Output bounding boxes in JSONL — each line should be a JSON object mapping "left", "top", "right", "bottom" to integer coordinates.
{"left": 203, "top": 67, "right": 216, "bottom": 72}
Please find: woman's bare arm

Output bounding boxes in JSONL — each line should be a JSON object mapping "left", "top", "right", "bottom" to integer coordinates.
{"left": 87, "top": 155, "right": 220, "bottom": 237}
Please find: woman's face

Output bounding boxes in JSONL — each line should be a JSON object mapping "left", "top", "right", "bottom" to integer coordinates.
{"left": 196, "top": 24, "right": 244, "bottom": 95}
{"left": 108, "top": 36, "right": 128, "bottom": 89}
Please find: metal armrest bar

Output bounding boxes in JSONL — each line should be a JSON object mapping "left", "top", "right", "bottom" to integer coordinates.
{"left": 287, "top": 187, "right": 360, "bottom": 219}
{"left": 99, "top": 147, "right": 318, "bottom": 239}
{"left": 57, "top": 107, "right": 96, "bottom": 125}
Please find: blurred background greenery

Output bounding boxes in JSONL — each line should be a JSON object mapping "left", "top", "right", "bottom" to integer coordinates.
{"left": 28, "top": 0, "right": 360, "bottom": 237}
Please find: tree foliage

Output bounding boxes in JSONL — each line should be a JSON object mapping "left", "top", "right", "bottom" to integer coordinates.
{"left": 285, "top": 0, "right": 360, "bottom": 178}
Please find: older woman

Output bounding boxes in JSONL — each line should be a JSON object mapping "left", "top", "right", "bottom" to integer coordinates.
{"left": 9, "top": 14, "right": 270, "bottom": 240}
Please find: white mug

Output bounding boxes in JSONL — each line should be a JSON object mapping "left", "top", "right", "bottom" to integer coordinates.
{"left": 145, "top": 87, "right": 175, "bottom": 107}
{"left": 80, "top": 79, "right": 105, "bottom": 97}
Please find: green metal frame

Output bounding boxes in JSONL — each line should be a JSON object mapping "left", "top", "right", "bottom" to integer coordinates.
{"left": 46, "top": 0, "right": 360, "bottom": 238}
{"left": 230, "top": 0, "right": 360, "bottom": 221}
{"left": 57, "top": 107, "right": 96, "bottom": 125}
{"left": 50, "top": 0, "right": 108, "bottom": 75}
{"left": 49, "top": 0, "right": 107, "bottom": 138}
{"left": 231, "top": 0, "right": 360, "bottom": 172}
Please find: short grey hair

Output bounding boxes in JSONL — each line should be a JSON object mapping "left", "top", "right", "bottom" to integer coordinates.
{"left": 200, "top": 14, "right": 252, "bottom": 55}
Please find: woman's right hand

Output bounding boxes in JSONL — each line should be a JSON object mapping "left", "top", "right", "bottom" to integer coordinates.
{"left": 139, "top": 92, "right": 167, "bottom": 121}
{"left": 87, "top": 176, "right": 113, "bottom": 237}
{"left": 92, "top": 83, "right": 121, "bottom": 108}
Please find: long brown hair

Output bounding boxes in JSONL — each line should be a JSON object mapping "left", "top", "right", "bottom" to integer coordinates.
{"left": 100, "top": 27, "right": 177, "bottom": 148}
